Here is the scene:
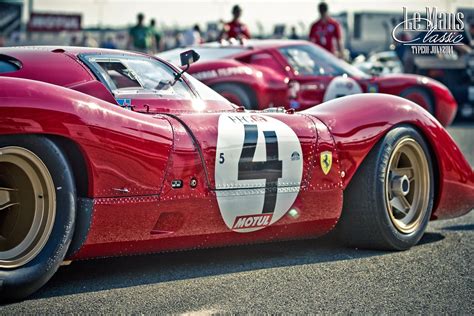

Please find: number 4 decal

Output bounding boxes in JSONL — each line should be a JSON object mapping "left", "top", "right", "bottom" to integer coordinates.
{"left": 214, "top": 113, "right": 303, "bottom": 233}
{"left": 238, "top": 124, "right": 282, "bottom": 214}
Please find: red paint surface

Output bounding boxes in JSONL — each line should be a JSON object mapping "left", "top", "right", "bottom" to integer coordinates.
{"left": 0, "top": 47, "right": 471, "bottom": 261}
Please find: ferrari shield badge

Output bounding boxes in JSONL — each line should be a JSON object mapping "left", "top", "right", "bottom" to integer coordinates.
{"left": 320, "top": 151, "right": 332, "bottom": 175}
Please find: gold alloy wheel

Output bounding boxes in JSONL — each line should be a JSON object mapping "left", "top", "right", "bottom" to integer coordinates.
{"left": 0, "top": 146, "right": 56, "bottom": 269}
{"left": 385, "top": 138, "right": 430, "bottom": 234}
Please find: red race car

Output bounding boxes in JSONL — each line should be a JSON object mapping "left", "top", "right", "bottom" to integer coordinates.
{"left": 0, "top": 47, "right": 472, "bottom": 301}
{"left": 159, "top": 40, "right": 458, "bottom": 126}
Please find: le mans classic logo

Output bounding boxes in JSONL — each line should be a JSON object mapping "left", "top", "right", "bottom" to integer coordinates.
{"left": 392, "top": 7, "right": 466, "bottom": 55}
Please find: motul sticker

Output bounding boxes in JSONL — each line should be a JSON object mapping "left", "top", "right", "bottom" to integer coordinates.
{"left": 215, "top": 113, "right": 303, "bottom": 233}
{"left": 232, "top": 214, "right": 272, "bottom": 230}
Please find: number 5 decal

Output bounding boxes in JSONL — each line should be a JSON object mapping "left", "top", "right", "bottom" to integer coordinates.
{"left": 215, "top": 114, "right": 303, "bottom": 233}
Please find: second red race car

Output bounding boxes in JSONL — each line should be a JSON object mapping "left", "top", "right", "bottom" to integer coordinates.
{"left": 159, "top": 40, "right": 458, "bottom": 126}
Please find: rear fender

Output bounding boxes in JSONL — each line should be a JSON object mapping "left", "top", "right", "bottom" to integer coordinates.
{"left": 375, "top": 74, "right": 457, "bottom": 126}
{"left": 303, "top": 93, "right": 474, "bottom": 219}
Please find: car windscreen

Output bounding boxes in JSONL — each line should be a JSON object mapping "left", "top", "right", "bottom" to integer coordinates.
{"left": 81, "top": 54, "right": 193, "bottom": 99}
{"left": 279, "top": 44, "right": 370, "bottom": 78}
{"left": 158, "top": 47, "right": 246, "bottom": 65}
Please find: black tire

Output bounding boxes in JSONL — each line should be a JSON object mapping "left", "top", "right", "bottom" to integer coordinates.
{"left": 336, "top": 126, "right": 434, "bottom": 250}
{"left": 400, "top": 87, "right": 435, "bottom": 114}
{"left": 0, "top": 135, "right": 76, "bottom": 301}
{"left": 213, "top": 83, "right": 255, "bottom": 109}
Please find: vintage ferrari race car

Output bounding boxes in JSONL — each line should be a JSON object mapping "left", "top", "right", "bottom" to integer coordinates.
{"left": 159, "top": 40, "right": 458, "bottom": 126}
{"left": 0, "top": 47, "right": 472, "bottom": 301}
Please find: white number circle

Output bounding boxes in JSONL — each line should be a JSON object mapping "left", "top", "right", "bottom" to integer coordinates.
{"left": 215, "top": 113, "right": 303, "bottom": 233}
{"left": 323, "top": 76, "right": 363, "bottom": 102}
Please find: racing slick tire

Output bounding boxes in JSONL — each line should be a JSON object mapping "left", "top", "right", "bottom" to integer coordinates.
{"left": 213, "top": 83, "right": 256, "bottom": 109}
{"left": 336, "top": 126, "right": 434, "bottom": 250}
{"left": 400, "top": 87, "right": 434, "bottom": 114}
{"left": 0, "top": 135, "right": 76, "bottom": 301}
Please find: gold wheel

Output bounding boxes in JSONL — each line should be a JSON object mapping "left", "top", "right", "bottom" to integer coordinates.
{"left": 385, "top": 138, "right": 430, "bottom": 234}
{"left": 0, "top": 146, "right": 56, "bottom": 269}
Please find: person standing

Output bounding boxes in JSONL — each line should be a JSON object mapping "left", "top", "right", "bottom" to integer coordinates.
{"left": 128, "top": 13, "right": 154, "bottom": 53}
{"left": 101, "top": 35, "right": 117, "bottom": 49}
{"left": 289, "top": 26, "right": 299, "bottom": 40}
{"left": 221, "top": 5, "right": 251, "bottom": 40}
{"left": 81, "top": 33, "right": 98, "bottom": 47}
{"left": 309, "top": 2, "right": 343, "bottom": 57}
{"left": 149, "top": 19, "right": 163, "bottom": 53}
{"left": 183, "top": 24, "right": 203, "bottom": 46}
{"left": 69, "top": 34, "right": 81, "bottom": 46}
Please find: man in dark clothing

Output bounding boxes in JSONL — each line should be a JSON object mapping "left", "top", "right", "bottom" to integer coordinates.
{"left": 289, "top": 26, "right": 299, "bottom": 40}
{"left": 150, "top": 19, "right": 163, "bottom": 53}
{"left": 128, "top": 13, "right": 154, "bottom": 52}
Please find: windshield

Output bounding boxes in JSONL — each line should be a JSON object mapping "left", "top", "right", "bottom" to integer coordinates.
{"left": 279, "top": 44, "right": 370, "bottom": 78}
{"left": 158, "top": 47, "right": 246, "bottom": 65}
{"left": 82, "top": 55, "right": 193, "bottom": 99}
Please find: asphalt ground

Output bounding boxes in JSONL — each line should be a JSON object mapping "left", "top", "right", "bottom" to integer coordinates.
{"left": 1, "top": 123, "right": 473, "bottom": 314}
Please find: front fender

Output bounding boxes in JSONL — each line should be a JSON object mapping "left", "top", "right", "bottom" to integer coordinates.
{"left": 303, "top": 93, "right": 473, "bottom": 220}
{"left": 0, "top": 76, "right": 173, "bottom": 198}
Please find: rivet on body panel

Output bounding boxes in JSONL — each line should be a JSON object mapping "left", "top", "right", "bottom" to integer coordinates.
{"left": 113, "top": 188, "right": 129, "bottom": 194}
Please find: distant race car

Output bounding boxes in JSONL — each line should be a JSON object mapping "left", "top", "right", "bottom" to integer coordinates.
{"left": 352, "top": 50, "right": 403, "bottom": 76}
{"left": 0, "top": 47, "right": 472, "bottom": 301}
{"left": 159, "top": 40, "right": 457, "bottom": 126}
{"left": 413, "top": 52, "right": 474, "bottom": 120}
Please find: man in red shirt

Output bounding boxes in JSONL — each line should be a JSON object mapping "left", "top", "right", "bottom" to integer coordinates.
{"left": 309, "top": 2, "right": 344, "bottom": 58}
{"left": 221, "top": 5, "right": 251, "bottom": 40}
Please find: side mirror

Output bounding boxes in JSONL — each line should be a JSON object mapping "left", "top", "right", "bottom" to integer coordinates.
{"left": 171, "top": 50, "right": 201, "bottom": 86}
{"left": 180, "top": 50, "right": 200, "bottom": 67}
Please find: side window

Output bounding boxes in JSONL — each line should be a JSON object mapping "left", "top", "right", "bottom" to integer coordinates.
{"left": 83, "top": 55, "right": 194, "bottom": 100}
{"left": 248, "top": 53, "right": 285, "bottom": 74}
{"left": 96, "top": 60, "right": 141, "bottom": 89}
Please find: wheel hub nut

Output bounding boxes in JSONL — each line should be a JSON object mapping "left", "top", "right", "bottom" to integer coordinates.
{"left": 392, "top": 175, "right": 410, "bottom": 196}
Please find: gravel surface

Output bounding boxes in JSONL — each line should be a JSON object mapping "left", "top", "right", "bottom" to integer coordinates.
{"left": 1, "top": 124, "right": 472, "bottom": 314}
